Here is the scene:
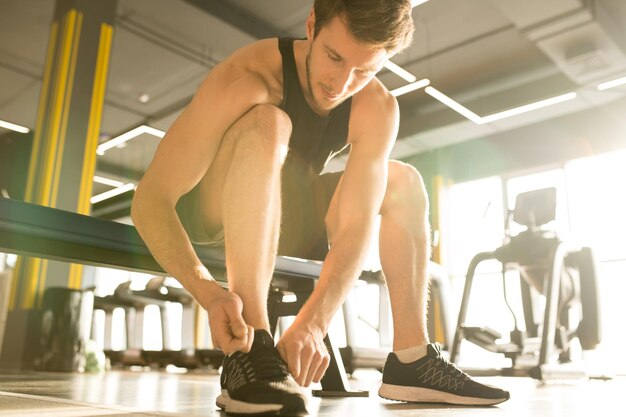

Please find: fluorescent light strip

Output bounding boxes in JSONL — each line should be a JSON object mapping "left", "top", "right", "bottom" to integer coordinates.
{"left": 597, "top": 75, "right": 626, "bottom": 91}
{"left": 384, "top": 60, "right": 417, "bottom": 83}
{"left": 424, "top": 86, "right": 576, "bottom": 124}
{"left": 425, "top": 86, "right": 482, "bottom": 124}
{"left": 391, "top": 78, "right": 430, "bottom": 97}
{"left": 0, "top": 119, "right": 30, "bottom": 134}
{"left": 93, "top": 175, "right": 125, "bottom": 188}
{"left": 411, "top": 0, "right": 429, "bottom": 7}
{"left": 141, "top": 125, "right": 166, "bottom": 138}
{"left": 479, "top": 92, "right": 577, "bottom": 124}
{"left": 90, "top": 183, "right": 136, "bottom": 204}
{"left": 97, "top": 125, "right": 165, "bottom": 155}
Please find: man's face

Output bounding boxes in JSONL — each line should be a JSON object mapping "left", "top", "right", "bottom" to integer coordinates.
{"left": 305, "top": 14, "right": 389, "bottom": 114}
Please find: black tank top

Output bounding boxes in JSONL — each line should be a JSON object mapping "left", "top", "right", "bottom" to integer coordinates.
{"left": 278, "top": 38, "right": 352, "bottom": 179}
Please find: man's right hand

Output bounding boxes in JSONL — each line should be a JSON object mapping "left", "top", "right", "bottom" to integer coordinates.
{"left": 206, "top": 289, "right": 254, "bottom": 354}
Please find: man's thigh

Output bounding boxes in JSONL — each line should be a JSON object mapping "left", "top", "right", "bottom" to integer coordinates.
{"left": 177, "top": 105, "right": 292, "bottom": 245}
{"left": 175, "top": 128, "right": 238, "bottom": 245}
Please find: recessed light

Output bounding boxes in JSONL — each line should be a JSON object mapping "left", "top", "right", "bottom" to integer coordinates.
{"left": 391, "top": 78, "right": 430, "bottom": 97}
{"left": 411, "top": 0, "right": 429, "bottom": 7}
{"left": 97, "top": 125, "right": 165, "bottom": 155}
{"left": 597, "top": 75, "right": 626, "bottom": 91}
{"left": 93, "top": 175, "right": 125, "bottom": 187}
{"left": 90, "top": 183, "right": 136, "bottom": 204}
{"left": 0, "top": 119, "right": 30, "bottom": 133}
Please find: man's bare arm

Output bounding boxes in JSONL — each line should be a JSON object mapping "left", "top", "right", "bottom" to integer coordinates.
{"left": 131, "top": 43, "right": 274, "bottom": 352}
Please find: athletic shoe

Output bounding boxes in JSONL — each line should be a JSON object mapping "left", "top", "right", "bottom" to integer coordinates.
{"left": 379, "top": 344, "right": 510, "bottom": 406}
{"left": 216, "top": 329, "right": 308, "bottom": 415}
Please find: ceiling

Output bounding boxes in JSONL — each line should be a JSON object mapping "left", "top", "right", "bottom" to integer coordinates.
{"left": 2, "top": 0, "right": 626, "bottom": 199}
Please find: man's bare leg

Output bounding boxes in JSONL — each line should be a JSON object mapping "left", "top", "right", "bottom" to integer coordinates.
{"left": 376, "top": 161, "right": 510, "bottom": 405}
{"left": 378, "top": 160, "right": 431, "bottom": 351}
{"left": 197, "top": 104, "right": 292, "bottom": 331}
{"left": 375, "top": 160, "right": 508, "bottom": 402}
{"left": 200, "top": 105, "right": 307, "bottom": 415}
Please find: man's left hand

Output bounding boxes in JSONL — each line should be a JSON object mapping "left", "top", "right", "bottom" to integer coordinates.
{"left": 276, "top": 323, "right": 331, "bottom": 387}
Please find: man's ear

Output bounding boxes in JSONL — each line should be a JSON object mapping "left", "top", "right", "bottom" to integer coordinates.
{"left": 305, "top": 8, "right": 315, "bottom": 40}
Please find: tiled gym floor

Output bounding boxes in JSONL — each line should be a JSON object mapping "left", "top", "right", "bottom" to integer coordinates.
{"left": 0, "top": 368, "right": 623, "bottom": 416}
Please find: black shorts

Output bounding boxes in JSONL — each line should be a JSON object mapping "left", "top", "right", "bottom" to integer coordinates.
{"left": 279, "top": 170, "right": 342, "bottom": 261}
{"left": 176, "top": 170, "right": 342, "bottom": 262}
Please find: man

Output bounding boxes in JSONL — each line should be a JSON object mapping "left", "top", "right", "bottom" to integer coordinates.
{"left": 132, "top": 0, "right": 510, "bottom": 415}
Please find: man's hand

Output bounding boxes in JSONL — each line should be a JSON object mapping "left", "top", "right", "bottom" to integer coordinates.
{"left": 276, "top": 323, "right": 331, "bottom": 387}
{"left": 206, "top": 289, "right": 254, "bottom": 355}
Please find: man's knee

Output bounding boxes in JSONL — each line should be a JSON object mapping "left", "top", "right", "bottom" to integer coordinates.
{"left": 229, "top": 104, "right": 292, "bottom": 161}
{"left": 385, "top": 160, "right": 429, "bottom": 213}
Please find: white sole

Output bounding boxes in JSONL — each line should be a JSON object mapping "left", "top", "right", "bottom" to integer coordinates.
{"left": 216, "top": 390, "right": 283, "bottom": 415}
{"left": 378, "top": 383, "right": 508, "bottom": 406}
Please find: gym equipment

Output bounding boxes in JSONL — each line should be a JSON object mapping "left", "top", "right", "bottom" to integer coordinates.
{"left": 450, "top": 188, "right": 602, "bottom": 380}
{"left": 117, "top": 276, "right": 199, "bottom": 368}
{"left": 35, "top": 287, "right": 94, "bottom": 372}
{"left": 93, "top": 278, "right": 225, "bottom": 370}
{"left": 0, "top": 196, "right": 359, "bottom": 397}
{"left": 93, "top": 284, "right": 146, "bottom": 367}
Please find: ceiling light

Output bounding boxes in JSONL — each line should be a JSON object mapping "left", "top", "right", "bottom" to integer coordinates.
{"left": 97, "top": 125, "right": 165, "bottom": 155}
{"left": 139, "top": 93, "right": 150, "bottom": 103}
{"left": 90, "top": 183, "right": 136, "bottom": 204}
{"left": 93, "top": 175, "right": 125, "bottom": 188}
{"left": 479, "top": 92, "right": 577, "bottom": 124}
{"left": 391, "top": 78, "right": 430, "bottom": 97}
{"left": 411, "top": 0, "right": 429, "bottom": 7}
{"left": 424, "top": 86, "right": 576, "bottom": 124}
{"left": 0, "top": 119, "right": 30, "bottom": 134}
{"left": 597, "top": 75, "right": 626, "bottom": 91}
{"left": 384, "top": 60, "right": 417, "bottom": 82}
{"left": 425, "top": 86, "right": 483, "bottom": 124}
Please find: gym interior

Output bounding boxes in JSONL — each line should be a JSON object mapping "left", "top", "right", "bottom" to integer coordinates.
{"left": 1, "top": 0, "right": 625, "bottom": 415}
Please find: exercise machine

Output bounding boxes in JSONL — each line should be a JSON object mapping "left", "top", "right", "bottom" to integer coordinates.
{"left": 450, "top": 188, "right": 601, "bottom": 380}
{"left": 93, "top": 285, "right": 146, "bottom": 367}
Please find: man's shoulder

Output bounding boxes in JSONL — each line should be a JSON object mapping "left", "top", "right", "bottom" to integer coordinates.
{"left": 229, "top": 39, "right": 281, "bottom": 76}
{"left": 225, "top": 39, "right": 283, "bottom": 100}
{"left": 196, "top": 39, "right": 282, "bottom": 105}
{"left": 351, "top": 78, "right": 399, "bottom": 126}
{"left": 344, "top": 77, "right": 399, "bottom": 152}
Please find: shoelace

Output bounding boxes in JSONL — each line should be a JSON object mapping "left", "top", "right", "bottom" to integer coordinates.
{"left": 432, "top": 353, "right": 470, "bottom": 381}
{"left": 232, "top": 346, "right": 290, "bottom": 382}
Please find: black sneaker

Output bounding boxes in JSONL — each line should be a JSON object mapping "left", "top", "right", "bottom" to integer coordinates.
{"left": 216, "top": 329, "right": 308, "bottom": 416}
{"left": 379, "top": 344, "right": 510, "bottom": 406}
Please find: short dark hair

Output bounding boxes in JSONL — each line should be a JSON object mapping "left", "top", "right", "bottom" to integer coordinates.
{"left": 313, "top": 0, "right": 414, "bottom": 54}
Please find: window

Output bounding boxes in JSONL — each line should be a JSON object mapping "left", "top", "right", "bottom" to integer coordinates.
{"left": 444, "top": 176, "right": 504, "bottom": 278}
{"left": 443, "top": 152, "right": 626, "bottom": 373}
{"left": 443, "top": 176, "right": 510, "bottom": 367}
{"left": 566, "top": 150, "right": 626, "bottom": 261}
{"left": 565, "top": 149, "right": 626, "bottom": 374}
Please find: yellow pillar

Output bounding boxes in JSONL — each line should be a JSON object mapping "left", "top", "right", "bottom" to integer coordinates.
{"left": 2, "top": 0, "right": 118, "bottom": 371}
{"left": 9, "top": 0, "right": 116, "bottom": 309}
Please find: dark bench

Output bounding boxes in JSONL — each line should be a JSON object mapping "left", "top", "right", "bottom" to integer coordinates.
{"left": 0, "top": 196, "right": 365, "bottom": 397}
